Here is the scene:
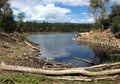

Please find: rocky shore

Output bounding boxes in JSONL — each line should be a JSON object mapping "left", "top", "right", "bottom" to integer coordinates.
{"left": 73, "top": 29, "right": 120, "bottom": 51}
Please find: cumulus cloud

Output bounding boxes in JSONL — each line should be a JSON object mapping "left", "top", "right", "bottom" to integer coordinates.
{"left": 41, "top": 0, "right": 90, "bottom": 6}
{"left": 81, "top": 12, "right": 87, "bottom": 15}
{"left": 9, "top": 0, "right": 94, "bottom": 23}
{"left": 80, "top": 17, "right": 94, "bottom": 23}
{"left": 10, "top": 0, "right": 72, "bottom": 22}
{"left": 110, "top": 0, "right": 120, "bottom": 4}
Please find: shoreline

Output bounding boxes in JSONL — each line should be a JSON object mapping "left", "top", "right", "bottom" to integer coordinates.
{"left": 73, "top": 38, "right": 120, "bottom": 51}
{"left": 73, "top": 29, "right": 120, "bottom": 51}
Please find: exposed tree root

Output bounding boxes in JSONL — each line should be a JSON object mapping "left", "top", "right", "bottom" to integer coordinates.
{"left": 1, "top": 62, "right": 120, "bottom": 77}
{"left": 73, "top": 57, "right": 95, "bottom": 65}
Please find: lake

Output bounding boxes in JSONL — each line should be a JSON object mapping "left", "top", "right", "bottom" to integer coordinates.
{"left": 28, "top": 33, "right": 115, "bottom": 67}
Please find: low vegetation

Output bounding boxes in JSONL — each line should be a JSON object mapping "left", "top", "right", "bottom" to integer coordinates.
{"left": 0, "top": 73, "right": 51, "bottom": 84}
{"left": 0, "top": 73, "right": 120, "bottom": 84}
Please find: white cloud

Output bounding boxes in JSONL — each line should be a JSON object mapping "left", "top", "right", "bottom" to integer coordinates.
{"left": 41, "top": 0, "right": 90, "bottom": 6}
{"left": 81, "top": 12, "right": 87, "bottom": 15}
{"left": 9, "top": 0, "right": 71, "bottom": 22}
{"left": 57, "top": 0, "right": 90, "bottom": 6}
{"left": 9, "top": 0, "right": 94, "bottom": 23}
{"left": 80, "top": 16, "right": 95, "bottom": 23}
{"left": 79, "top": 12, "right": 95, "bottom": 23}
{"left": 110, "top": 0, "right": 120, "bottom": 4}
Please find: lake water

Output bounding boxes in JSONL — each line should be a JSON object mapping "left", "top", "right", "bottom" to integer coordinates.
{"left": 28, "top": 33, "right": 109, "bottom": 67}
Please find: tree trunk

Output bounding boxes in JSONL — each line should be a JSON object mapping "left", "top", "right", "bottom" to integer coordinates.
{"left": 1, "top": 62, "right": 120, "bottom": 76}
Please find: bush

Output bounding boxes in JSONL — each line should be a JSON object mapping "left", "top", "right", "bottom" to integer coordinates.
{"left": 20, "top": 34, "right": 28, "bottom": 41}
{"left": 94, "top": 35, "right": 100, "bottom": 40}
{"left": 103, "top": 18, "right": 110, "bottom": 29}
{"left": 1, "top": 16, "right": 16, "bottom": 33}
{"left": 111, "top": 16, "right": 120, "bottom": 33}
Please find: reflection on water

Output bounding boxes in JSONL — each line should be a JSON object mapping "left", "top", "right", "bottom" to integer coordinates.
{"left": 28, "top": 33, "right": 107, "bottom": 67}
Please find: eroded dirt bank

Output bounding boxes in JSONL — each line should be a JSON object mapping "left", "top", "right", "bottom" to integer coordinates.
{"left": 73, "top": 29, "right": 120, "bottom": 50}
{"left": 0, "top": 32, "right": 42, "bottom": 68}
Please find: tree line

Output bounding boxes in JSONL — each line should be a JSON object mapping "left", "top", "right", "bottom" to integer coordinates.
{"left": 0, "top": 0, "right": 120, "bottom": 34}
{"left": 22, "top": 22, "right": 93, "bottom": 32}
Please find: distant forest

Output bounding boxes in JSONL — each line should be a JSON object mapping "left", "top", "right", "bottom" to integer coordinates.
{"left": 21, "top": 22, "right": 93, "bottom": 32}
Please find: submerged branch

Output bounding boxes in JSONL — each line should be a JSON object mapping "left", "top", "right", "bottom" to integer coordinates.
{"left": 73, "top": 57, "right": 95, "bottom": 65}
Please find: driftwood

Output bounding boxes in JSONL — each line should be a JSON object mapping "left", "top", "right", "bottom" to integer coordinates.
{"left": 73, "top": 57, "right": 95, "bottom": 65}
{"left": 1, "top": 62, "right": 120, "bottom": 76}
{"left": 85, "top": 62, "right": 120, "bottom": 71}
{"left": 24, "top": 41, "right": 38, "bottom": 50}
{"left": 51, "top": 51, "right": 57, "bottom": 54}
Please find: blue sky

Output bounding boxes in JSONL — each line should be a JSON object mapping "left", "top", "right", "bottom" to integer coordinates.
{"left": 8, "top": 0, "right": 119, "bottom": 23}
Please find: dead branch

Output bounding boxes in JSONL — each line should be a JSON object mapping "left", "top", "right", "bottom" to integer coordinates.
{"left": 73, "top": 57, "right": 95, "bottom": 65}
{"left": 85, "top": 62, "right": 120, "bottom": 70}
{"left": 24, "top": 41, "right": 38, "bottom": 50}
{"left": 50, "top": 77, "right": 92, "bottom": 81}
{"left": 1, "top": 62, "right": 120, "bottom": 76}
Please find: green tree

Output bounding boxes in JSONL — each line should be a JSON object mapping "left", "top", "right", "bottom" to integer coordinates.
{"left": 111, "top": 3, "right": 120, "bottom": 17}
{"left": 0, "top": 0, "right": 8, "bottom": 8}
{"left": 110, "top": 3, "right": 120, "bottom": 33}
{"left": 18, "top": 13, "right": 25, "bottom": 22}
{"left": 90, "top": 0, "right": 99, "bottom": 26}
{"left": 0, "top": 0, "right": 8, "bottom": 31}
{"left": 111, "top": 16, "right": 120, "bottom": 33}
{"left": 17, "top": 13, "right": 25, "bottom": 32}
{"left": 0, "top": 3, "right": 16, "bottom": 32}
{"left": 90, "top": 0, "right": 109, "bottom": 31}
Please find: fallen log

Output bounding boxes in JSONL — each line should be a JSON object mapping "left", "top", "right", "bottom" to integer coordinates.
{"left": 1, "top": 62, "right": 120, "bottom": 76}
{"left": 73, "top": 57, "right": 95, "bottom": 65}
{"left": 51, "top": 51, "right": 57, "bottom": 54}
{"left": 85, "top": 62, "right": 120, "bottom": 70}
{"left": 24, "top": 41, "right": 39, "bottom": 50}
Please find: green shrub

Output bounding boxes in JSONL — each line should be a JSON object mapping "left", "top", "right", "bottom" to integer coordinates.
{"left": 94, "top": 35, "right": 100, "bottom": 40}
{"left": 111, "top": 16, "right": 120, "bottom": 33}
{"left": 20, "top": 34, "right": 28, "bottom": 41}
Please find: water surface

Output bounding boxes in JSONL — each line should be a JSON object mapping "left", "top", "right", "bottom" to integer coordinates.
{"left": 28, "top": 33, "right": 107, "bottom": 67}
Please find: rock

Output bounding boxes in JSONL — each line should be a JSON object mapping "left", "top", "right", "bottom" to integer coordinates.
{"left": 11, "top": 37, "right": 17, "bottom": 42}
{"left": 89, "top": 30, "right": 93, "bottom": 34}
{"left": 23, "top": 53, "right": 28, "bottom": 56}
{"left": 2, "top": 42, "right": 10, "bottom": 48}
{"left": 79, "top": 32, "right": 90, "bottom": 37}
{"left": 116, "top": 44, "right": 120, "bottom": 48}
{"left": 115, "top": 32, "right": 120, "bottom": 39}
